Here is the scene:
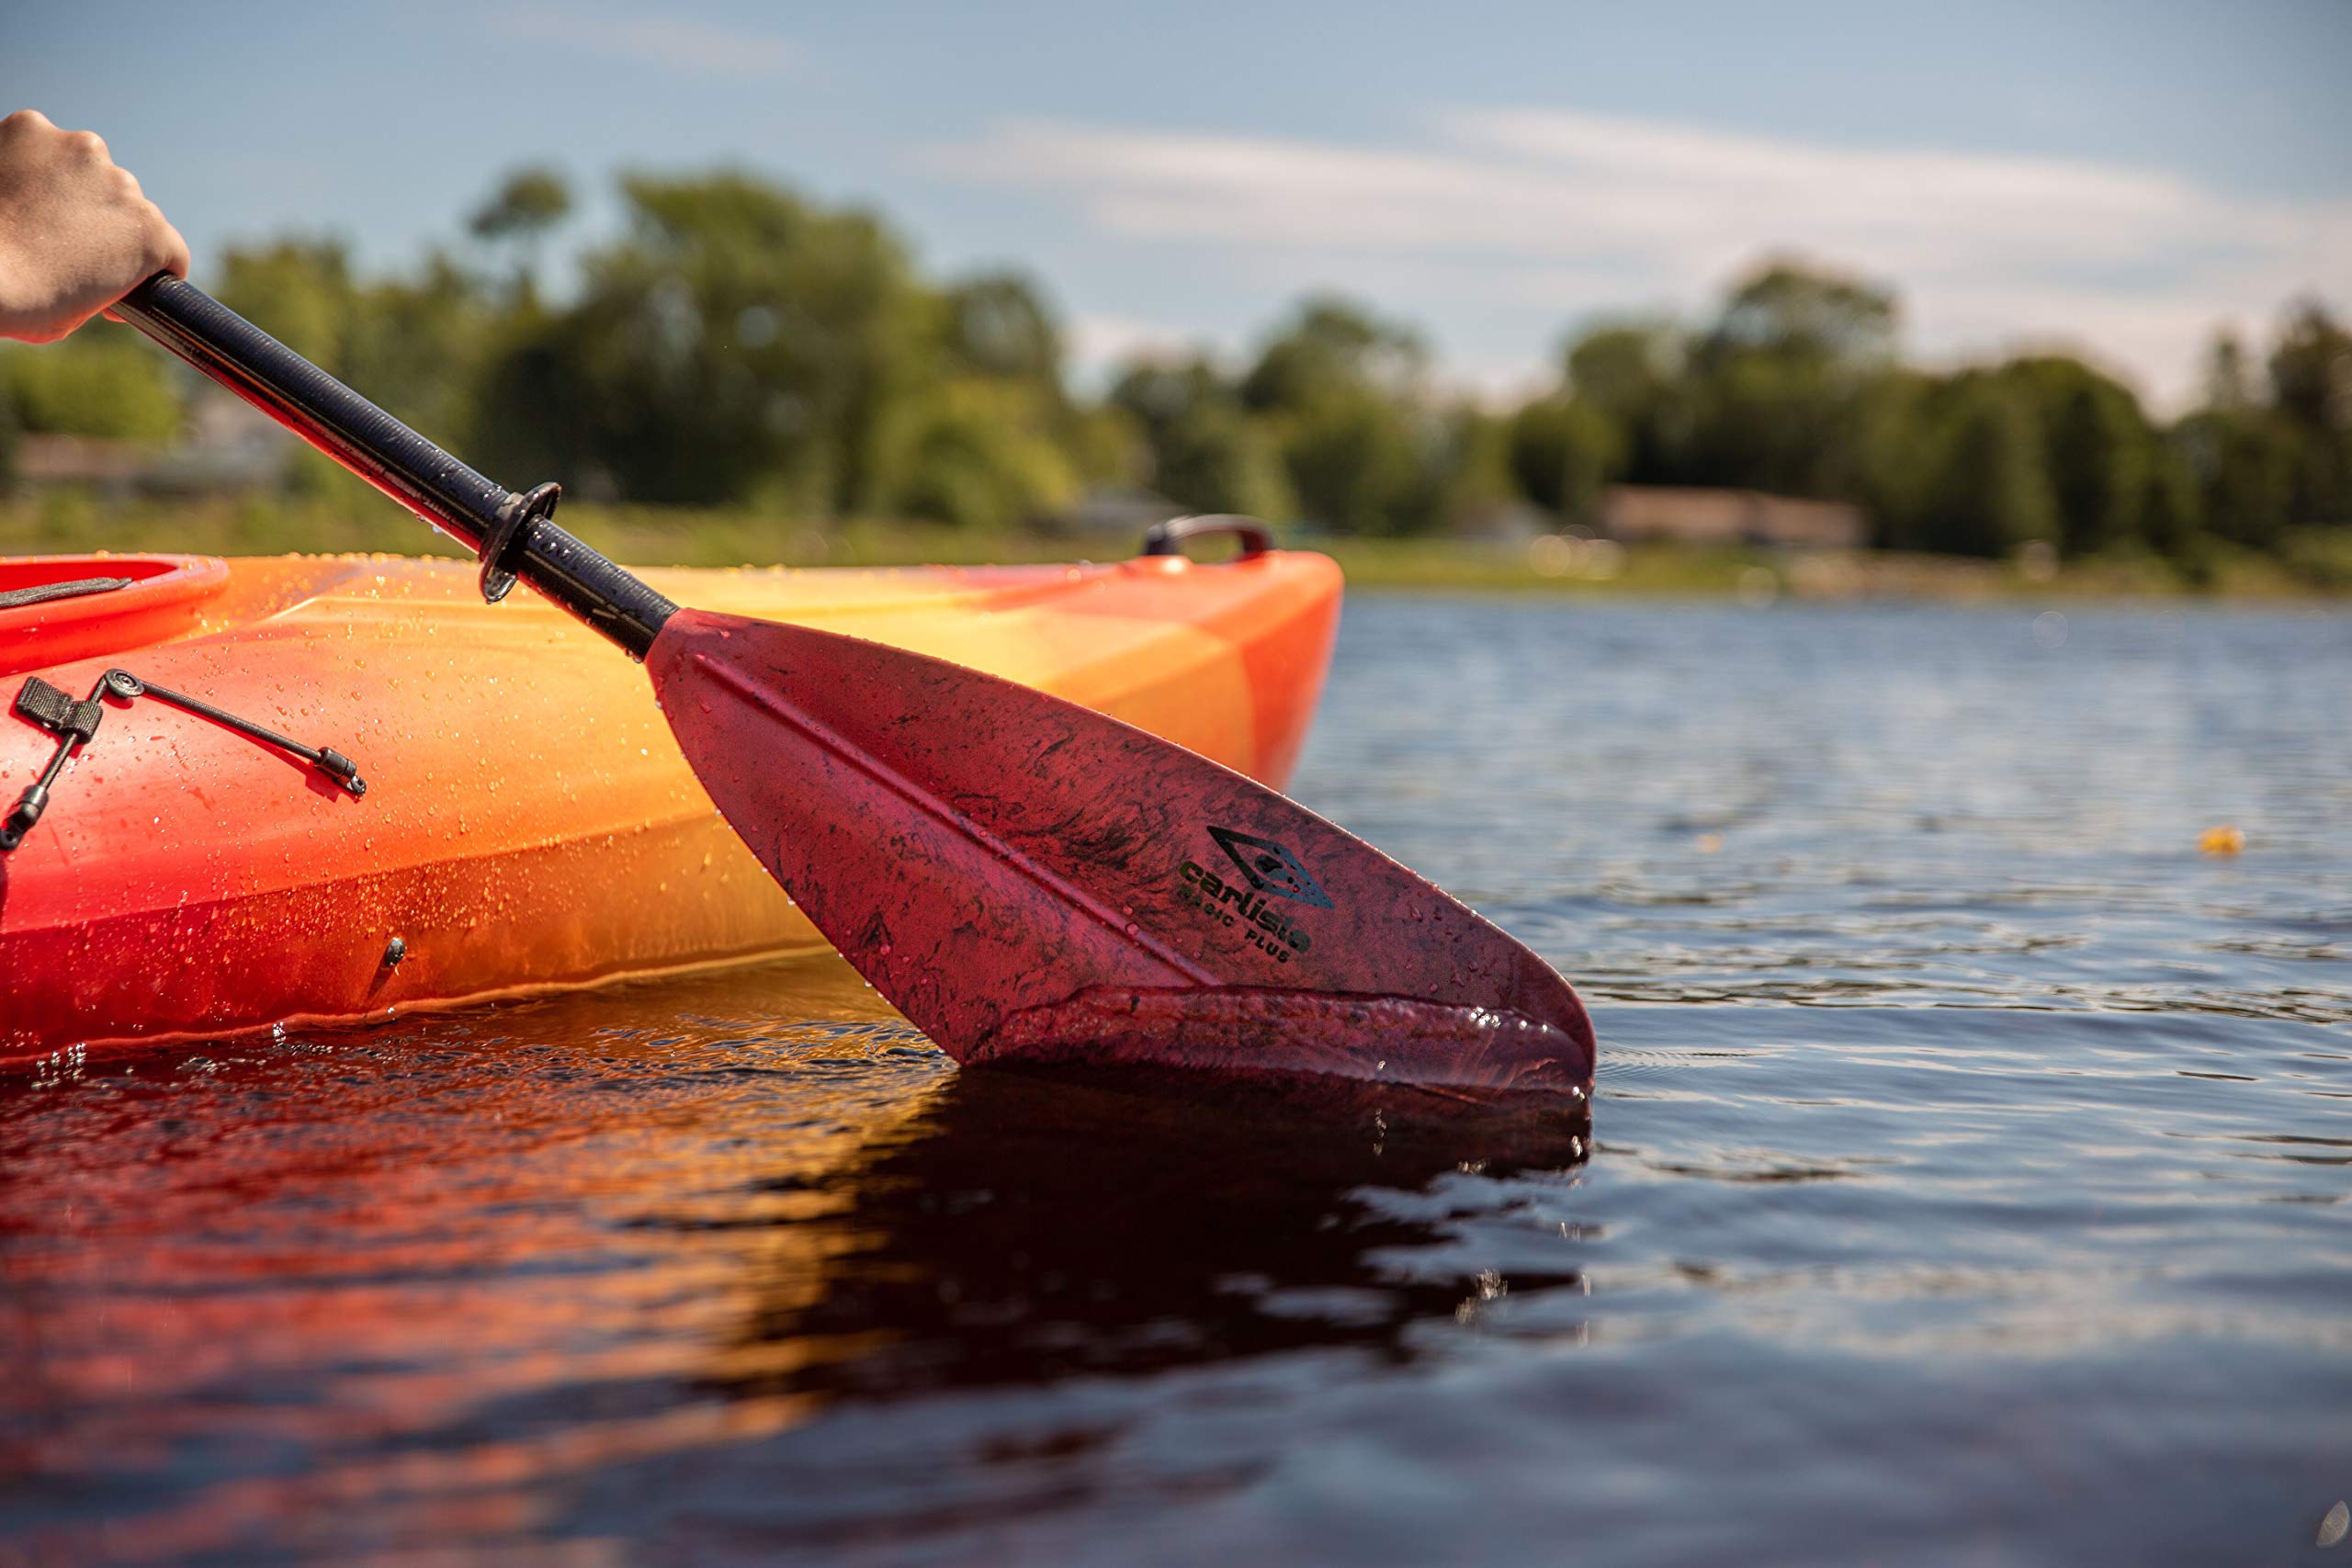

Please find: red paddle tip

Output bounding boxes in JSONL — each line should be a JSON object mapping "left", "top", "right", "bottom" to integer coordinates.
{"left": 971, "top": 985, "right": 1595, "bottom": 1101}
{"left": 649, "top": 606, "right": 1597, "bottom": 1100}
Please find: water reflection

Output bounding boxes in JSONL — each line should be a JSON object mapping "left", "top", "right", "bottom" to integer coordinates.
{"left": 699, "top": 1067, "right": 1591, "bottom": 1404}
{"left": 0, "top": 965, "right": 1589, "bottom": 1562}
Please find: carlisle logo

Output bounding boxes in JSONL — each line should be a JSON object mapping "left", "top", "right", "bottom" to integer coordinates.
{"left": 1168, "top": 826, "right": 1334, "bottom": 965}
{"left": 1206, "top": 825, "right": 1333, "bottom": 910}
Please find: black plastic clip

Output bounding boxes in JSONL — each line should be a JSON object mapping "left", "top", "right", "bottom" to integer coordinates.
{"left": 2, "top": 677, "right": 107, "bottom": 850}
{"left": 480, "top": 480, "right": 562, "bottom": 604}
{"left": 14, "top": 676, "right": 105, "bottom": 744}
{"left": 2, "top": 667, "right": 367, "bottom": 853}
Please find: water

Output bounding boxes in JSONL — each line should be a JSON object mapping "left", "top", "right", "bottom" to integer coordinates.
{"left": 6, "top": 597, "right": 2350, "bottom": 1565}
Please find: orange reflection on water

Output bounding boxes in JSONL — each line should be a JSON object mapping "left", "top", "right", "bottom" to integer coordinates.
{"left": 1, "top": 953, "right": 1589, "bottom": 1562}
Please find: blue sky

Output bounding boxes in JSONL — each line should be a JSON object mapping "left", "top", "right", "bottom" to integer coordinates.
{"left": 11, "top": 1, "right": 2348, "bottom": 406}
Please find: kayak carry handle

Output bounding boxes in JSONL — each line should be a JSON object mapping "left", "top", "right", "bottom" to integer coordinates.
{"left": 110, "top": 275, "right": 680, "bottom": 660}
{"left": 1141, "top": 514, "right": 1274, "bottom": 561}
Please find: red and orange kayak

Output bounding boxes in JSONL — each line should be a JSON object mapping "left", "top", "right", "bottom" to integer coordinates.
{"left": 0, "top": 549, "right": 1341, "bottom": 1062}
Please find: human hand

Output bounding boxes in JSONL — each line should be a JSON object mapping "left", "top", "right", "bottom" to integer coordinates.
{"left": 0, "top": 109, "right": 189, "bottom": 344}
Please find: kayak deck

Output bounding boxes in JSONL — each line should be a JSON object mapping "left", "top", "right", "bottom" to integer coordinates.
{"left": 0, "top": 550, "right": 1342, "bottom": 1061}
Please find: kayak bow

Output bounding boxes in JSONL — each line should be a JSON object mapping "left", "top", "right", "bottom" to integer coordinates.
{"left": 0, "top": 550, "right": 1341, "bottom": 1058}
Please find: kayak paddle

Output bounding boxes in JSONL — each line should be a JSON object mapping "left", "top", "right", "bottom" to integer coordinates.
{"left": 112, "top": 274, "right": 1594, "bottom": 1100}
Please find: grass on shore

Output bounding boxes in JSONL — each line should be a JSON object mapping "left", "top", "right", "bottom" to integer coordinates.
{"left": 6, "top": 491, "right": 2346, "bottom": 602}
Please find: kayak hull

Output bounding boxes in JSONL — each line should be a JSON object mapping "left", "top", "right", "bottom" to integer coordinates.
{"left": 0, "top": 551, "right": 1342, "bottom": 1061}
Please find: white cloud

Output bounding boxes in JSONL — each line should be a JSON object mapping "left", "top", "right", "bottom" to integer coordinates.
{"left": 498, "top": 5, "right": 797, "bottom": 81}
{"left": 931, "top": 108, "right": 2352, "bottom": 409}
{"left": 1065, "top": 313, "right": 1227, "bottom": 378}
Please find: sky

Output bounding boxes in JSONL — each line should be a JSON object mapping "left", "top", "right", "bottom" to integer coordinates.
{"left": 10, "top": 0, "right": 2349, "bottom": 409}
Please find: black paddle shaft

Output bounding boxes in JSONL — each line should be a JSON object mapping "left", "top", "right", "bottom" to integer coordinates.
{"left": 112, "top": 275, "right": 677, "bottom": 658}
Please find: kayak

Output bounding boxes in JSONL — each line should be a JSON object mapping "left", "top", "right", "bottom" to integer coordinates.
{"left": 0, "top": 547, "right": 1343, "bottom": 1063}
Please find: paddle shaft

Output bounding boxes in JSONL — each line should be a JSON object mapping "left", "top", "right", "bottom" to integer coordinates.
{"left": 112, "top": 275, "right": 677, "bottom": 658}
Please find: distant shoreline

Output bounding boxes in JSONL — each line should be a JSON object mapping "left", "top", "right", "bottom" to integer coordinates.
{"left": 1315, "top": 536, "right": 2350, "bottom": 603}
{"left": 6, "top": 497, "right": 2346, "bottom": 604}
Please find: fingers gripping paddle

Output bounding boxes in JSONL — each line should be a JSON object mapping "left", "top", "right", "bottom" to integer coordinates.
{"left": 115, "top": 276, "right": 1594, "bottom": 1099}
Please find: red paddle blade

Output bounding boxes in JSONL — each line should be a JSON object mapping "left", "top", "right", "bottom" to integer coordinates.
{"left": 649, "top": 609, "right": 1593, "bottom": 1100}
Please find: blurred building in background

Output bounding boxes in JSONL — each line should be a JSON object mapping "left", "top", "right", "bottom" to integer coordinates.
{"left": 6, "top": 386, "right": 288, "bottom": 499}
{"left": 1600, "top": 487, "right": 1867, "bottom": 550}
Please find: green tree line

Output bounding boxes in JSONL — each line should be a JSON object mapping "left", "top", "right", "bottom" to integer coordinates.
{"left": 3, "top": 165, "right": 2346, "bottom": 573}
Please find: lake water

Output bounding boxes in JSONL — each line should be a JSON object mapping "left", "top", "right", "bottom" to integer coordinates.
{"left": 5, "top": 595, "right": 2349, "bottom": 1564}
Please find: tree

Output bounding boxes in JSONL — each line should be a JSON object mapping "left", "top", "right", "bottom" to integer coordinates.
{"left": 348, "top": 254, "right": 498, "bottom": 447}
{"left": 1565, "top": 320, "right": 1690, "bottom": 483}
{"left": 1702, "top": 259, "right": 1898, "bottom": 370}
{"left": 2164, "top": 301, "right": 2350, "bottom": 553}
{"left": 1238, "top": 299, "right": 1438, "bottom": 532}
{"left": 1280, "top": 389, "right": 1441, "bottom": 535}
{"left": 1110, "top": 357, "right": 1226, "bottom": 436}
{"left": 468, "top": 165, "right": 573, "bottom": 289}
{"left": 0, "top": 328, "right": 182, "bottom": 440}
{"left": 1996, "top": 356, "right": 2156, "bottom": 558}
{"left": 2140, "top": 440, "right": 2210, "bottom": 578}
{"left": 1440, "top": 408, "right": 1520, "bottom": 520}
{"left": 1506, "top": 395, "right": 1623, "bottom": 517}
{"left": 1110, "top": 357, "right": 1292, "bottom": 518}
{"left": 919, "top": 270, "right": 1135, "bottom": 508}
{"left": 1675, "top": 262, "right": 1904, "bottom": 500}
{"left": 2267, "top": 299, "right": 2352, "bottom": 525}
{"left": 218, "top": 237, "right": 495, "bottom": 498}
{"left": 2204, "top": 331, "right": 2257, "bottom": 412}
{"left": 1902, "top": 377, "right": 2058, "bottom": 557}
{"left": 887, "top": 378, "right": 1080, "bottom": 530}
{"left": 1567, "top": 320, "right": 1684, "bottom": 413}
{"left": 477, "top": 171, "right": 934, "bottom": 509}
{"left": 1159, "top": 400, "right": 1294, "bottom": 519}
{"left": 1685, "top": 350, "right": 1868, "bottom": 496}
{"left": 1845, "top": 367, "right": 1942, "bottom": 547}
{"left": 2177, "top": 406, "right": 2299, "bottom": 549}
{"left": 1240, "top": 298, "right": 1424, "bottom": 415}
{"left": 941, "top": 272, "right": 1062, "bottom": 387}
{"left": 217, "top": 239, "right": 356, "bottom": 368}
